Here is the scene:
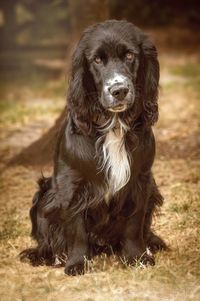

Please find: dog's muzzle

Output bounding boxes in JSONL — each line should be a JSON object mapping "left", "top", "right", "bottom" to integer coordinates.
{"left": 102, "top": 73, "right": 134, "bottom": 112}
{"left": 108, "top": 83, "right": 129, "bottom": 112}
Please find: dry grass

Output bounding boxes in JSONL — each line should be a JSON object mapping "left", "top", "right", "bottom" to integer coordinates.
{"left": 0, "top": 48, "right": 200, "bottom": 301}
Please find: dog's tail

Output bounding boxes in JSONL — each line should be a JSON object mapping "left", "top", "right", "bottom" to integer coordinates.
{"left": 30, "top": 176, "right": 52, "bottom": 237}
{"left": 37, "top": 176, "right": 52, "bottom": 195}
{"left": 19, "top": 176, "right": 53, "bottom": 265}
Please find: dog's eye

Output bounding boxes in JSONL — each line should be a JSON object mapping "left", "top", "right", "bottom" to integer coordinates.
{"left": 125, "top": 52, "right": 134, "bottom": 61}
{"left": 94, "top": 56, "right": 102, "bottom": 64}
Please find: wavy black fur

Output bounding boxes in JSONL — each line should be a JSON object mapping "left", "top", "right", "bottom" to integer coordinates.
{"left": 20, "top": 20, "right": 167, "bottom": 275}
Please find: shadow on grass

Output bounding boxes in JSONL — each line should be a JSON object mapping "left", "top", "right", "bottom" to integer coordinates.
{"left": 7, "top": 116, "right": 200, "bottom": 168}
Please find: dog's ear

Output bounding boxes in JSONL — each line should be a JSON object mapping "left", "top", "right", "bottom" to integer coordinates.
{"left": 138, "top": 37, "right": 160, "bottom": 126}
{"left": 68, "top": 37, "right": 96, "bottom": 135}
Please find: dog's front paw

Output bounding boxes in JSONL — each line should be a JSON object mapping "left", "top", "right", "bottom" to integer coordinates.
{"left": 147, "top": 233, "right": 168, "bottom": 253}
{"left": 121, "top": 247, "right": 155, "bottom": 267}
{"left": 64, "top": 261, "right": 85, "bottom": 276}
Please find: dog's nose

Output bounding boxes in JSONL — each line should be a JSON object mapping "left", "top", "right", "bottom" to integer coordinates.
{"left": 110, "top": 85, "right": 129, "bottom": 101}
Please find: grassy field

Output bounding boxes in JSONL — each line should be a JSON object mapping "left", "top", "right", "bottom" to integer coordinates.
{"left": 0, "top": 38, "right": 200, "bottom": 301}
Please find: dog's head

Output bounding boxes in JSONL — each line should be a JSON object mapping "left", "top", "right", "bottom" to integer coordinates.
{"left": 68, "top": 20, "right": 159, "bottom": 132}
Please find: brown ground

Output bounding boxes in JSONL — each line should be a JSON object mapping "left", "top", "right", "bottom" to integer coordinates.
{"left": 0, "top": 29, "right": 200, "bottom": 301}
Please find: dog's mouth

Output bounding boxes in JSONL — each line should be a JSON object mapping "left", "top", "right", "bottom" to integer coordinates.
{"left": 108, "top": 104, "right": 128, "bottom": 113}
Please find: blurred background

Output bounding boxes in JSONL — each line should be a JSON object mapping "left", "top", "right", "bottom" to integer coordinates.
{"left": 0, "top": 0, "right": 199, "bottom": 166}
{"left": 0, "top": 2, "right": 200, "bottom": 300}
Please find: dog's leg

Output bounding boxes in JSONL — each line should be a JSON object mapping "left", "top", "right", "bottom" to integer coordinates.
{"left": 121, "top": 207, "right": 155, "bottom": 266}
{"left": 64, "top": 214, "right": 89, "bottom": 276}
{"left": 121, "top": 173, "right": 156, "bottom": 266}
{"left": 147, "top": 231, "right": 168, "bottom": 253}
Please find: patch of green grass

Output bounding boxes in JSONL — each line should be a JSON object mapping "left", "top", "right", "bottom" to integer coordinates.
{"left": 162, "top": 62, "right": 200, "bottom": 98}
{"left": 0, "top": 102, "right": 31, "bottom": 125}
{"left": 169, "top": 202, "right": 189, "bottom": 213}
{"left": 0, "top": 74, "right": 67, "bottom": 100}
{"left": 184, "top": 79, "right": 200, "bottom": 98}
{"left": 0, "top": 99, "right": 64, "bottom": 127}
{"left": 162, "top": 75, "right": 200, "bottom": 102}
{"left": 171, "top": 63, "right": 200, "bottom": 78}
{"left": 171, "top": 184, "right": 200, "bottom": 205}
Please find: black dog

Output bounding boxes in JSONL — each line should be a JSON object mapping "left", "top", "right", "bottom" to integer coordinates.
{"left": 20, "top": 20, "right": 167, "bottom": 275}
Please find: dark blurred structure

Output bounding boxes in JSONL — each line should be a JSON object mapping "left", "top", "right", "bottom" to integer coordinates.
{"left": 0, "top": 0, "right": 69, "bottom": 49}
{"left": 110, "top": 0, "right": 200, "bottom": 27}
{"left": 0, "top": 0, "right": 199, "bottom": 49}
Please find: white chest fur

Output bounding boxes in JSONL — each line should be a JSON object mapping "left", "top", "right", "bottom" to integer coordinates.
{"left": 102, "top": 124, "right": 131, "bottom": 196}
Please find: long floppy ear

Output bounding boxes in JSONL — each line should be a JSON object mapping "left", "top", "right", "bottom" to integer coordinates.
{"left": 68, "top": 38, "right": 97, "bottom": 134}
{"left": 139, "top": 37, "right": 160, "bottom": 126}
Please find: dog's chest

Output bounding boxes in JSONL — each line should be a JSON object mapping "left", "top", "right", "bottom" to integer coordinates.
{"left": 102, "top": 127, "right": 130, "bottom": 198}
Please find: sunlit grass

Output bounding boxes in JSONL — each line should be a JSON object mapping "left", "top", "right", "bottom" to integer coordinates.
{"left": 0, "top": 98, "right": 64, "bottom": 127}
{"left": 161, "top": 61, "right": 200, "bottom": 97}
{"left": 171, "top": 63, "right": 200, "bottom": 78}
{"left": 0, "top": 48, "right": 200, "bottom": 301}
